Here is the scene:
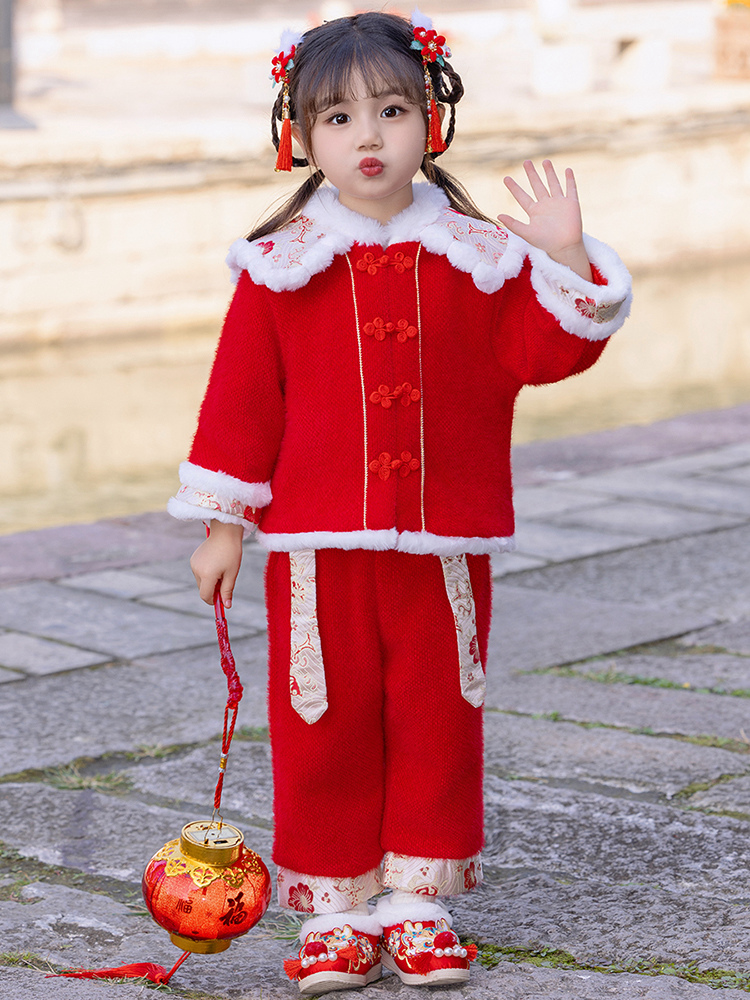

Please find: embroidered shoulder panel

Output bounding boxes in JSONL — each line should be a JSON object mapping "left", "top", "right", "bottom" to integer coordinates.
{"left": 225, "top": 184, "right": 526, "bottom": 295}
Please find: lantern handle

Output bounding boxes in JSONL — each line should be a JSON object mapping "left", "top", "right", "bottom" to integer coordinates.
{"left": 208, "top": 588, "right": 243, "bottom": 832}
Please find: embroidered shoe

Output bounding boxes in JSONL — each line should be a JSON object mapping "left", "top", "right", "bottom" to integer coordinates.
{"left": 380, "top": 917, "right": 477, "bottom": 985}
{"left": 374, "top": 896, "right": 477, "bottom": 986}
{"left": 283, "top": 922, "right": 381, "bottom": 994}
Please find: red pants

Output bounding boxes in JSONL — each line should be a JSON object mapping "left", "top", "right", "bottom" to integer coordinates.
{"left": 266, "top": 549, "right": 491, "bottom": 889}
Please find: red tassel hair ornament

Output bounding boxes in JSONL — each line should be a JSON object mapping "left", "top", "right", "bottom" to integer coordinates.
{"left": 411, "top": 8, "right": 450, "bottom": 155}
{"left": 275, "top": 84, "right": 293, "bottom": 172}
{"left": 271, "top": 29, "right": 303, "bottom": 172}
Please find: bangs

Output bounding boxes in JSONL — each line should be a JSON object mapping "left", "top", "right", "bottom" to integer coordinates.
{"left": 297, "top": 34, "right": 424, "bottom": 123}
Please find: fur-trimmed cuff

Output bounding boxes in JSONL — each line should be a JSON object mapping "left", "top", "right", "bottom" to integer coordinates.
{"left": 298, "top": 910, "right": 382, "bottom": 941}
{"left": 178, "top": 461, "right": 272, "bottom": 507}
{"left": 374, "top": 895, "right": 452, "bottom": 927}
{"left": 528, "top": 234, "right": 632, "bottom": 341}
{"left": 167, "top": 461, "right": 272, "bottom": 528}
{"left": 166, "top": 496, "right": 248, "bottom": 528}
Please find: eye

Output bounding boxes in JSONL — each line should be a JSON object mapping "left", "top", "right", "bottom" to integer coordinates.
{"left": 326, "top": 112, "right": 350, "bottom": 125}
{"left": 381, "top": 105, "right": 406, "bottom": 118}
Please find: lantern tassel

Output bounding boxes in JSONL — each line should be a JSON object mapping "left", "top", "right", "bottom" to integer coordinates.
{"left": 48, "top": 951, "right": 191, "bottom": 985}
{"left": 428, "top": 97, "right": 446, "bottom": 153}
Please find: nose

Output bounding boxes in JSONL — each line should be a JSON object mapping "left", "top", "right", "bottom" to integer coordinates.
{"left": 355, "top": 117, "right": 382, "bottom": 151}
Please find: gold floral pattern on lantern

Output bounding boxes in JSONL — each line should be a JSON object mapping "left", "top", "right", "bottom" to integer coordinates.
{"left": 154, "top": 839, "right": 254, "bottom": 889}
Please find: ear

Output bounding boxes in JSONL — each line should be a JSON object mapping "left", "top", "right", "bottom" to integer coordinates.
{"left": 437, "top": 103, "right": 446, "bottom": 124}
{"left": 291, "top": 123, "right": 310, "bottom": 160}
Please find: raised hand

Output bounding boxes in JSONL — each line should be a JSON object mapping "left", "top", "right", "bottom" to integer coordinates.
{"left": 498, "top": 159, "right": 592, "bottom": 281}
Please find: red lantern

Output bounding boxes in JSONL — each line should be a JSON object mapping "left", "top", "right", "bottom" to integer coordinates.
{"left": 142, "top": 820, "right": 272, "bottom": 954}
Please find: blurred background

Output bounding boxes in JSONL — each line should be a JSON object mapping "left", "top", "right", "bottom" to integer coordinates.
{"left": 1, "top": 0, "right": 749, "bottom": 534}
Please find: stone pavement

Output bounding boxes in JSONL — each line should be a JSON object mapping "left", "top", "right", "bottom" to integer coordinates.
{"left": 2, "top": 404, "right": 750, "bottom": 999}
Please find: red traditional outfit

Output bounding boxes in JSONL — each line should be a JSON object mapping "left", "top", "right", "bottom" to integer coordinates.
{"left": 169, "top": 181, "right": 631, "bottom": 915}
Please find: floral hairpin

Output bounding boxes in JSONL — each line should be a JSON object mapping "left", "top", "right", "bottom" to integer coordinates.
{"left": 271, "top": 29, "right": 304, "bottom": 172}
{"left": 411, "top": 8, "right": 449, "bottom": 154}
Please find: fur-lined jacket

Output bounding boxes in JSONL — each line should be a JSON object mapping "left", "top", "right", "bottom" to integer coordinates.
{"left": 168, "top": 182, "right": 631, "bottom": 555}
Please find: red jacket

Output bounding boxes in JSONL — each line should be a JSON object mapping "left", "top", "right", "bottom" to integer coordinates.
{"left": 169, "top": 184, "right": 631, "bottom": 555}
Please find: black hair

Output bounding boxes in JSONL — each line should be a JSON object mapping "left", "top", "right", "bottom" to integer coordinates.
{"left": 248, "top": 11, "right": 494, "bottom": 241}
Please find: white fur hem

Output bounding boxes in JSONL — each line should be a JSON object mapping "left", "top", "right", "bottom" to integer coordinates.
{"left": 374, "top": 896, "right": 452, "bottom": 927}
{"left": 397, "top": 530, "right": 516, "bottom": 555}
{"left": 178, "top": 461, "right": 272, "bottom": 507}
{"left": 528, "top": 234, "right": 633, "bottom": 341}
{"left": 298, "top": 911, "right": 382, "bottom": 941}
{"left": 256, "top": 528, "right": 515, "bottom": 555}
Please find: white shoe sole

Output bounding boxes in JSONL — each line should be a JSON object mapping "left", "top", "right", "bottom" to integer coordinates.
{"left": 298, "top": 963, "right": 382, "bottom": 994}
{"left": 381, "top": 951, "right": 470, "bottom": 985}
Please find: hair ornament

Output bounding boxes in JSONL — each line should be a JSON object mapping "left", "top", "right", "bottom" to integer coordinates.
{"left": 410, "top": 8, "right": 447, "bottom": 154}
{"left": 271, "top": 29, "right": 304, "bottom": 171}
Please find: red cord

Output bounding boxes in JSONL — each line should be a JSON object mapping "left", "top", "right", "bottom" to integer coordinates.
{"left": 211, "top": 574, "right": 243, "bottom": 814}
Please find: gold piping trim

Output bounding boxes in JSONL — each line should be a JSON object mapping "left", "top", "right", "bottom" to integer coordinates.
{"left": 345, "top": 252, "right": 369, "bottom": 531}
{"left": 414, "top": 244, "right": 425, "bottom": 533}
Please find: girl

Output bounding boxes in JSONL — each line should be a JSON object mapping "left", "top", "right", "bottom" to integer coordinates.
{"left": 170, "top": 9, "right": 631, "bottom": 994}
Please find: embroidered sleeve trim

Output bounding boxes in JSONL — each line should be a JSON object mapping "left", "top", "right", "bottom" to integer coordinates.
{"left": 167, "top": 462, "right": 272, "bottom": 527}
{"left": 527, "top": 234, "right": 633, "bottom": 341}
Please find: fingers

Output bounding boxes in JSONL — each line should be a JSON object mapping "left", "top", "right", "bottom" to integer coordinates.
{"left": 219, "top": 565, "right": 239, "bottom": 610}
{"left": 523, "top": 159, "right": 549, "bottom": 201}
{"left": 496, "top": 213, "right": 529, "bottom": 239}
{"left": 543, "top": 159, "right": 564, "bottom": 197}
{"left": 505, "top": 159, "right": 573, "bottom": 210}
{"left": 502, "top": 175, "right": 534, "bottom": 214}
{"left": 564, "top": 166, "right": 580, "bottom": 202}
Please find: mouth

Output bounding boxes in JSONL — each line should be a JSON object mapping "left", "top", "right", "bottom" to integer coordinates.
{"left": 359, "top": 158, "right": 383, "bottom": 177}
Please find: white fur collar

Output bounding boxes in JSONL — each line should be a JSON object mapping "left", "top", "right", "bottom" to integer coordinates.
{"left": 226, "top": 182, "right": 526, "bottom": 295}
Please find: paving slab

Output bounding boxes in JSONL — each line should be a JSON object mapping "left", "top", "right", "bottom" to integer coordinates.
{"left": 487, "top": 672, "right": 750, "bottom": 742}
{"left": 0, "top": 882, "right": 293, "bottom": 999}
{"left": 0, "top": 637, "right": 269, "bottom": 775}
{"left": 508, "top": 525, "right": 750, "bottom": 621}
{"left": 685, "top": 775, "right": 750, "bottom": 816}
{"left": 567, "top": 652, "right": 750, "bottom": 693}
{"left": 0, "top": 630, "right": 109, "bottom": 675}
{"left": 702, "top": 466, "right": 750, "bottom": 486}
{"left": 487, "top": 583, "right": 715, "bottom": 676}
{"left": 127, "top": 740, "right": 274, "bottom": 826}
{"left": 483, "top": 775, "right": 750, "bottom": 898}
{"left": 491, "top": 551, "right": 548, "bottom": 577}
{"left": 547, "top": 499, "right": 745, "bottom": 540}
{"left": 512, "top": 485, "right": 609, "bottom": 518}
{"left": 138, "top": 542, "right": 268, "bottom": 602}
{"left": 679, "top": 621, "right": 750, "bottom": 656}
{"left": 451, "top": 875, "right": 750, "bottom": 973}
{"left": 483, "top": 712, "right": 750, "bottom": 799}
{"left": 510, "top": 406, "right": 750, "bottom": 486}
{"left": 0, "top": 581, "right": 241, "bottom": 659}
{"left": 0, "top": 967, "right": 150, "bottom": 999}
{"left": 140, "top": 588, "right": 268, "bottom": 632}
{"left": 555, "top": 468, "right": 750, "bottom": 517}
{"left": 513, "top": 520, "right": 644, "bottom": 561}
{"left": 0, "top": 514, "right": 197, "bottom": 587}
{"left": 0, "top": 784, "right": 273, "bottom": 882}
{"left": 57, "top": 569, "right": 182, "bottom": 599}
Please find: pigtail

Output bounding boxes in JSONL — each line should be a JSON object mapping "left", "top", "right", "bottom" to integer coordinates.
{"left": 421, "top": 159, "right": 496, "bottom": 226}
{"left": 245, "top": 170, "right": 325, "bottom": 243}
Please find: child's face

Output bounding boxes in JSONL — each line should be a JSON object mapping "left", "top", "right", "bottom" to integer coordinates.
{"left": 304, "top": 77, "right": 427, "bottom": 223}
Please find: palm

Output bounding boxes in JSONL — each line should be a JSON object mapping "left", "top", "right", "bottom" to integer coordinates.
{"left": 498, "top": 159, "right": 583, "bottom": 256}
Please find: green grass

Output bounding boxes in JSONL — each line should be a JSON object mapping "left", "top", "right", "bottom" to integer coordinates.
{"left": 43, "top": 763, "right": 133, "bottom": 793}
{"left": 465, "top": 941, "right": 750, "bottom": 989}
